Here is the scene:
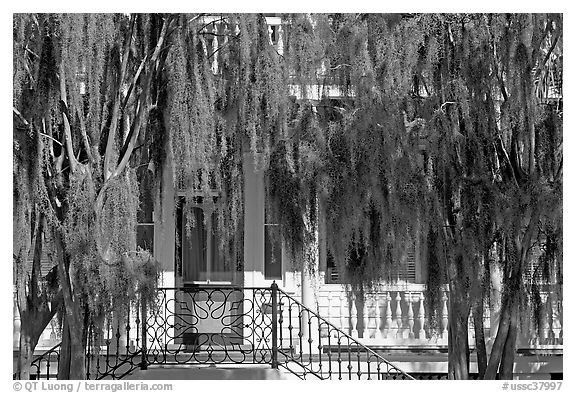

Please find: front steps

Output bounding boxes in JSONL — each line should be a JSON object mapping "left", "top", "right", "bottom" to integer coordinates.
{"left": 126, "top": 364, "right": 296, "bottom": 380}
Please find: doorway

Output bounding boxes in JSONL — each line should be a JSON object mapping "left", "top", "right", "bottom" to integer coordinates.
{"left": 174, "top": 196, "right": 243, "bottom": 350}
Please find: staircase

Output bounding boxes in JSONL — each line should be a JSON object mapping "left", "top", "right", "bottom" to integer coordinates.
{"left": 274, "top": 286, "right": 413, "bottom": 379}
{"left": 23, "top": 283, "right": 414, "bottom": 380}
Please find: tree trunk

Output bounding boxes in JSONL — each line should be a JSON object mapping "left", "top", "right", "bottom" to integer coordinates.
{"left": 54, "top": 230, "right": 87, "bottom": 380}
{"left": 489, "top": 255, "right": 504, "bottom": 355}
{"left": 447, "top": 291, "right": 470, "bottom": 380}
{"left": 473, "top": 299, "right": 488, "bottom": 379}
{"left": 499, "top": 297, "right": 518, "bottom": 379}
{"left": 57, "top": 288, "right": 86, "bottom": 379}
{"left": 58, "top": 318, "right": 71, "bottom": 380}
{"left": 17, "top": 323, "right": 39, "bottom": 380}
{"left": 472, "top": 253, "right": 489, "bottom": 379}
{"left": 484, "top": 294, "right": 512, "bottom": 379}
{"left": 15, "top": 213, "right": 61, "bottom": 380}
{"left": 16, "top": 300, "right": 59, "bottom": 380}
{"left": 68, "top": 323, "right": 86, "bottom": 379}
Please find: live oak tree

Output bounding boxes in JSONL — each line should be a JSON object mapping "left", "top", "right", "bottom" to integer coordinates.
{"left": 13, "top": 13, "right": 167, "bottom": 379}
{"left": 13, "top": 13, "right": 562, "bottom": 380}
{"left": 13, "top": 12, "right": 291, "bottom": 380}
{"left": 265, "top": 13, "right": 562, "bottom": 380}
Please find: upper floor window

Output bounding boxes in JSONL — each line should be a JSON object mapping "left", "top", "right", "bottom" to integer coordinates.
{"left": 136, "top": 166, "right": 154, "bottom": 253}
{"left": 264, "top": 220, "right": 282, "bottom": 280}
{"left": 325, "top": 242, "right": 417, "bottom": 284}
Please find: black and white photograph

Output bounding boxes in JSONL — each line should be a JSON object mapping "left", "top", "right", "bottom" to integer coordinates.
{"left": 11, "top": 7, "right": 564, "bottom": 384}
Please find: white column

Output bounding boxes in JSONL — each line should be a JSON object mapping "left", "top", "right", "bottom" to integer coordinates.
{"left": 362, "top": 300, "right": 369, "bottom": 339}
{"left": 418, "top": 293, "right": 426, "bottom": 340}
{"left": 276, "top": 24, "right": 284, "bottom": 56}
{"left": 350, "top": 294, "right": 358, "bottom": 338}
{"left": 385, "top": 292, "right": 392, "bottom": 339}
{"left": 374, "top": 295, "right": 382, "bottom": 339}
{"left": 155, "top": 153, "right": 175, "bottom": 277}
{"left": 267, "top": 24, "right": 274, "bottom": 46}
{"left": 300, "top": 196, "right": 320, "bottom": 351}
{"left": 243, "top": 153, "right": 265, "bottom": 287}
{"left": 406, "top": 292, "right": 415, "bottom": 339}
{"left": 395, "top": 292, "right": 403, "bottom": 339}
{"left": 211, "top": 25, "right": 218, "bottom": 74}
{"left": 13, "top": 286, "right": 20, "bottom": 350}
{"left": 441, "top": 291, "right": 449, "bottom": 340}
{"left": 339, "top": 292, "right": 345, "bottom": 331}
{"left": 326, "top": 292, "right": 332, "bottom": 326}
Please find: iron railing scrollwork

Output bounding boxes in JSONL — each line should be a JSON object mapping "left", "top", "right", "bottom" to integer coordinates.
{"left": 29, "top": 342, "right": 61, "bottom": 380}
{"left": 21, "top": 283, "right": 414, "bottom": 380}
{"left": 143, "top": 286, "right": 274, "bottom": 366}
{"left": 275, "top": 288, "right": 415, "bottom": 380}
{"left": 84, "top": 303, "right": 144, "bottom": 380}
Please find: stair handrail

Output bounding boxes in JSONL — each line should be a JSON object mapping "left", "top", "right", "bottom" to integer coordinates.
{"left": 28, "top": 342, "right": 61, "bottom": 380}
{"left": 276, "top": 287, "right": 415, "bottom": 380}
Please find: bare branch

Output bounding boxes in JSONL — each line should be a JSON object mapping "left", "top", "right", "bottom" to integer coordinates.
{"left": 484, "top": 15, "right": 508, "bottom": 102}
{"left": 440, "top": 101, "right": 457, "bottom": 113}
{"left": 534, "top": 28, "right": 561, "bottom": 82}
{"left": 59, "top": 61, "right": 78, "bottom": 174}
{"left": 112, "top": 15, "right": 173, "bottom": 180}
{"left": 196, "top": 16, "right": 225, "bottom": 35}
{"left": 13, "top": 107, "right": 30, "bottom": 127}
{"left": 120, "top": 54, "right": 148, "bottom": 112}
{"left": 330, "top": 64, "right": 351, "bottom": 70}
{"left": 76, "top": 107, "right": 93, "bottom": 163}
{"left": 40, "top": 132, "right": 63, "bottom": 147}
{"left": 206, "top": 32, "right": 241, "bottom": 60}
{"left": 30, "top": 212, "right": 44, "bottom": 304}
{"left": 103, "top": 14, "right": 136, "bottom": 180}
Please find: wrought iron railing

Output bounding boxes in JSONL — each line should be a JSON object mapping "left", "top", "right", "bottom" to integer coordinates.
{"left": 144, "top": 286, "right": 275, "bottom": 366}
{"left": 85, "top": 315, "right": 144, "bottom": 380}
{"left": 29, "top": 342, "right": 61, "bottom": 380}
{"left": 22, "top": 283, "right": 414, "bottom": 380}
{"left": 275, "top": 286, "right": 414, "bottom": 380}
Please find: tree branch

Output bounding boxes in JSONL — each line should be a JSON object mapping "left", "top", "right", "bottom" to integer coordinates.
{"left": 206, "top": 32, "right": 241, "bottom": 60}
{"left": 59, "top": 61, "right": 78, "bottom": 174}
{"left": 533, "top": 28, "right": 561, "bottom": 83}
{"left": 103, "top": 14, "right": 136, "bottom": 180}
{"left": 196, "top": 16, "right": 225, "bottom": 35}
{"left": 495, "top": 131, "right": 519, "bottom": 189}
{"left": 39, "top": 132, "right": 63, "bottom": 147}
{"left": 484, "top": 15, "right": 508, "bottom": 102}
{"left": 112, "top": 15, "right": 173, "bottom": 180}
{"left": 13, "top": 107, "right": 30, "bottom": 127}
{"left": 520, "top": 202, "right": 542, "bottom": 263}
{"left": 30, "top": 212, "right": 44, "bottom": 305}
{"left": 120, "top": 54, "right": 148, "bottom": 112}
{"left": 76, "top": 106, "right": 93, "bottom": 163}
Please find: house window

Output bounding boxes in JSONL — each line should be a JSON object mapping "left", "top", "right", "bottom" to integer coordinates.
{"left": 264, "top": 222, "right": 282, "bottom": 279}
{"left": 264, "top": 180, "right": 283, "bottom": 280}
{"left": 325, "top": 251, "right": 340, "bottom": 284}
{"left": 178, "top": 196, "right": 233, "bottom": 284}
{"left": 324, "top": 243, "right": 417, "bottom": 284}
{"left": 136, "top": 167, "right": 154, "bottom": 253}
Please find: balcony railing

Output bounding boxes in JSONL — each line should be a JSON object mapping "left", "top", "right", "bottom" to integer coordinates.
{"left": 315, "top": 283, "right": 563, "bottom": 349}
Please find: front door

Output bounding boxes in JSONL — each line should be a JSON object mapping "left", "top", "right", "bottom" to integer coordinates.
{"left": 175, "top": 197, "right": 243, "bottom": 351}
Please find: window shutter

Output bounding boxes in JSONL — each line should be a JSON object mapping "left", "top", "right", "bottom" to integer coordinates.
{"left": 398, "top": 242, "right": 417, "bottom": 282}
